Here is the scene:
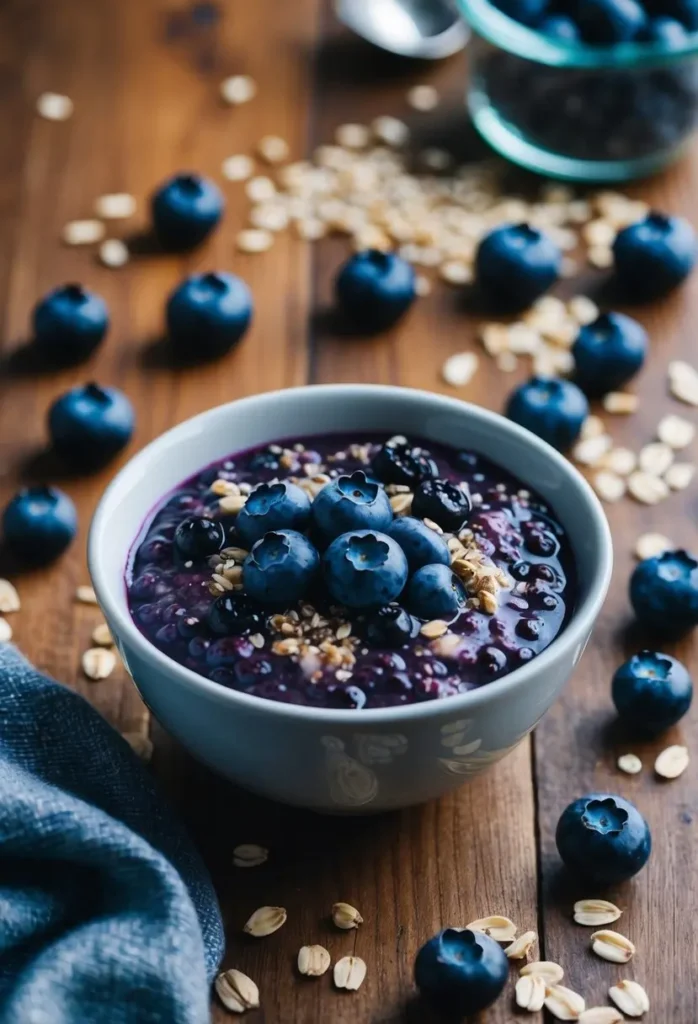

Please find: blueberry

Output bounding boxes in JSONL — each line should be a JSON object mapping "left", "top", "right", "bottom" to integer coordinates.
{"left": 577, "top": 0, "right": 646, "bottom": 42}
{"left": 613, "top": 212, "right": 697, "bottom": 301}
{"left": 174, "top": 516, "right": 225, "bottom": 561}
{"left": 48, "top": 382, "right": 135, "bottom": 468}
{"left": 556, "top": 793, "right": 651, "bottom": 885}
{"left": 641, "top": 14, "right": 689, "bottom": 43}
{"left": 236, "top": 481, "right": 311, "bottom": 547}
{"left": 630, "top": 549, "right": 698, "bottom": 635}
{"left": 365, "top": 604, "right": 419, "bottom": 647}
{"left": 323, "top": 530, "right": 408, "bottom": 609}
{"left": 371, "top": 439, "right": 438, "bottom": 487}
{"left": 492, "top": 0, "right": 548, "bottom": 24}
{"left": 207, "top": 593, "right": 263, "bottom": 636}
{"left": 506, "top": 376, "right": 589, "bottom": 451}
{"left": 414, "top": 928, "right": 508, "bottom": 1017}
{"left": 475, "top": 223, "right": 561, "bottom": 313}
{"left": 166, "top": 272, "right": 253, "bottom": 360}
{"left": 387, "top": 516, "right": 451, "bottom": 572}
{"left": 243, "top": 529, "right": 319, "bottom": 606}
{"left": 572, "top": 312, "right": 648, "bottom": 397}
{"left": 412, "top": 479, "right": 471, "bottom": 533}
{"left": 335, "top": 250, "right": 416, "bottom": 331}
{"left": 2, "top": 485, "right": 77, "bottom": 563}
{"left": 612, "top": 651, "right": 692, "bottom": 735}
{"left": 33, "top": 284, "right": 109, "bottom": 365}
{"left": 151, "top": 172, "right": 224, "bottom": 250}
{"left": 407, "top": 563, "right": 467, "bottom": 620}
{"left": 540, "top": 13, "right": 580, "bottom": 39}
{"left": 312, "top": 471, "right": 393, "bottom": 540}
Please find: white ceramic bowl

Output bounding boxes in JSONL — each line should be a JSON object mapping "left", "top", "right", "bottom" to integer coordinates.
{"left": 89, "top": 384, "right": 612, "bottom": 813}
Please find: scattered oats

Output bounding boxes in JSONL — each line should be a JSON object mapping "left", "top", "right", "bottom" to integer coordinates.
{"left": 295, "top": 217, "right": 327, "bottom": 240}
{"left": 609, "top": 980, "right": 650, "bottom": 1017}
{"left": 665, "top": 462, "right": 695, "bottom": 490}
{"left": 333, "top": 955, "right": 367, "bottom": 991}
{"left": 654, "top": 744, "right": 689, "bottom": 779}
{"left": 581, "top": 415, "right": 606, "bottom": 440}
{"left": 420, "top": 147, "right": 452, "bottom": 172}
{"left": 215, "top": 969, "right": 260, "bottom": 1013}
{"left": 94, "top": 193, "right": 137, "bottom": 219}
{"left": 123, "top": 731, "right": 153, "bottom": 761}
{"left": 407, "top": 84, "right": 439, "bottom": 111}
{"left": 62, "top": 219, "right": 106, "bottom": 245}
{"left": 91, "top": 622, "right": 114, "bottom": 647}
{"left": 568, "top": 295, "right": 599, "bottom": 325}
{"left": 480, "top": 322, "right": 510, "bottom": 356}
{"left": 669, "top": 359, "right": 698, "bottom": 406}
{"left": 423, "top": 517, "right": 443, "bottom": 534}
{"left": 592, "top": 471, "right": 626, "bottom": 503}
{"left": 603, "top": 391, "right": 639, "bottom": 415}
{"left": 544, "top": 984, "right": 586, "bottom": 1021}
{"left": 588, "top": 245, "right": 613, "bottom": 269}
{"left": 389, "top": 493, "right": 413, "bottom": 515}
{"left": 222, "top": 154, "right": 255, "bottom": 181}
{"left": 233, "top": 843, "right": 268, "bottom": 868}
{"left": 508, "top": 323, "right": 542, "bottom": 354}
{"left": 635, "top": 531, "right": 672, "bottom": 560}
{"left": 496, "top": 351, "right": 518, "bottom": 372}
{"left": 36, "top": 92, "right": 73, "bottom": 120}
{"left": 245, "top": 176, "right": 276, "bottom": 202}
{"left": 415, "top": 274, "right": 431, "bottom": 297}
{"left": 420, "top": 620, "right": 448, "bottom": 639}
{"left": 257, "top": 135, "right": 289, "bottom": 164}
{"left": 76, "top": 586, "right": 98, "bottom": 605}
{"left": 371, "top": 115, "right": 409, "bottom": 147}
{"left": 335, "top": 123, "right": 370, "bottom": 149}
{"left": 0, "top": 618, "right": 12, "bottom": 643}
{"left": 99, "top": 239, "right": 129, "bottom": 268}
{"left": 573, "top": 899, "right": 622, "bottom": 926}
{"left": 249, "top": 633, "right": 265, "bottom": 649}
{"left": 332, "top": 902, "right": 363, "bottom": 929}
{"left": 638, "top": 441, "right": 674, "bottom": 476}
{"left": 465, "top": 915, "right": 517, "bottom": 942}
{"left": 220, "top": 74, "right": 257, "bottom": 105}
{"left": 591, "top": 929, "right": 635, "bottom": 963}
{"left": 353, "top": 224, "right": 391, "bottom": 251}
{"left": 572, "top": 434, "right": 612, "bottom": 466}
{"left": 250, "top": 203, "right": 289, "bottom": 232}
{"left": 504, "top": 930, "right": 537, "bottom": 959}
{"left": 602, "top": 447, "right": 637, "bottom": 476}
{"left": 478, "top": 590, "right": 498, "bottom": 615}
{"left": 336, "top": 622, "right": 352, "bottom": 640}
{"left": 298, "top": 944, "right": 331, "bottom": 977}
{"left": 520, "top": 961, "right": 564, "bottom": 984}
{"left": 82, "top": 647, "right": 116, "bottom": 681}
{"left": 566, "top": 199, "right": 592, "bottom": 222}
{"left": 627, "top": 471, "right": 669, "bottom": 505}
{"left": 618, "top": 752, "right": 642, "bottom": 775}
{"left": 439, "top": 260, "right": 472, "bottom": 285}
{"left": 0, "top": 580, "right": 20, "bottom": 613}
{"left": 515, "top": 974, "right": 546, "bottom": 1012}
{"left": 583, "top": 218, "right": 617, "bottom": 247}
{"left": 243, "top": 905, "right": 287, "bottom": 937}
{"left": 579, "top": 1010, "right": 624, "bottom": 1024}
{"left": 236, "top": 228, "right": 274, "bottom": 253}
{"left": 658, "top": 413, "right": 695, "bottom": 449}
{"left": 442, "top": 351, "right": 479, "bottom": 387}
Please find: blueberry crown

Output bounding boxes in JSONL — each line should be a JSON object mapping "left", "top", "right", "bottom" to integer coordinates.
{"left": 337, "top": 470, "right": 380, "bottom": 505}
{"left": 246, "top": 482, "right": 287, "bottom": 516}
{"left": 582, "top": 797, "right": 629, "bottom": 835}
{"left": 345, "top": 533, "right": 390, "bottom": 570}
{"left": 440, "top": 928, "right": 484, "bottom": 963}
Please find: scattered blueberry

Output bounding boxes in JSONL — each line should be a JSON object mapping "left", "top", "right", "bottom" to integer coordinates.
{"left": 475, "top": 223, "right": 561, "bottom": 313}
{"left": 577, "top": 0, "right": 647, "bottom": 43}
{"left": 243, "top": 530, "right": 319, "bottom": 606}
{"left": 641, "top": 14, "right": 689, "bottom": 43}
{"left": 47, "top": 382, "right": 135, "bottom": 468}
{"left": 236, "top": 481, "right": 311, "bottom": 547}
{"left": 630, "top": 548, "right": 698, "bottom": 635}
{"left": 207, "top": 593, "right": 263, "bottom": 636}
{"left": 540, "top": 13, "right": 581, "bottom": 39}
{"left": 556, "top": 793, "right": 652, "bottom": 885}
{"left": 312, "top": 471, "right": 393, "bottom": 540}
{"left": 323, "top": 530, "right": 408, "bottom": 609}
{"left": 365, "top": 603, "right": 420, "bottom": 647}
{"left": 506, "top": 376, "right": 589, "bottom": 451}
{"left": 166, "top": 272, "right": 253, "bottom": 360}
{"left": 407, "top": 563, "right": 467, "bottom": 620}
{"left": 151, "top": 172, "right": 224, "bottom": 250}
{"left": 572, "top": 312, "right": 648, "bottom": 397}
{"left": 412, "top": 478, "right": 472, "bottom": 533}
{"left": 174, "top": 515, "right": 225, "bottom": 561}
{"left": 33, "top": 284, "right": 109, "bottom": 365}
{"left": 612, "top": 650, "right": 693, "bottom": 735}
{"left": 2, "top": 486, "right": 77, "bottom": 563}
{"left": 414, "top": 928, "right": 508, "bottom": 1017}
{"left": 387, "top": 516, "right": 451, "bottom": 572}
{"left": 335, "top": 250, "right": 416, "bottom": 331}
{"left": 613, "top": 212, "right": 697, "bottom": 301}
{"left": 371, "top": 439, "right": 438, "bottom": 487}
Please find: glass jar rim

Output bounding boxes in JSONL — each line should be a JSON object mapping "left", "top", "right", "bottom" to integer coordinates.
{"left": 456, "top": 0, "right": 698, "bottom": 68}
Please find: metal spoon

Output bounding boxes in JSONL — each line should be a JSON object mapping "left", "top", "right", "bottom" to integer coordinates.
{"left": 334, "top": 0, "right": 469, "bottom": 59}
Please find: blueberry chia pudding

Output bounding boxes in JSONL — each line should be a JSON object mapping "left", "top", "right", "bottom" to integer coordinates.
{"left": 126, "top": 434, "right": 576, "bottom": 709}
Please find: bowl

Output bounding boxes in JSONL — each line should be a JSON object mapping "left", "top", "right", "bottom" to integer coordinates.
{"left": 89, "top": 384, "right": 612, "bottom": 813}
{"left": 457, "top": 0, "right": 698, "bottom": 182}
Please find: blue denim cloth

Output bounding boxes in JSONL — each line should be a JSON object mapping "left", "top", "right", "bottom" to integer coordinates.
{"left": 0, "top": 645, "right": 224, "bottom": 1024}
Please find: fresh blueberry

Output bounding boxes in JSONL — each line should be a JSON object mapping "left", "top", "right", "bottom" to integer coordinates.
{"left": 407, "top": 563, "right": 467, "bottom": 620}
{"left": 630, "top": 549, "right": 698, "bottom": 635}
{"left": 663, "top": 0, "right": 698, "bottom": 30}
{"left": 475, "top": 223, "right": 561, "bottom": 313}
{"left": 335, "top": 250, "right": 416, "bottom": 331}
{"left": 365, "top": 603, "right": 420, "bottom": 647}
{"left": 414, "top": 928, "right": 508, "bottom": 1017}
{"left": 371, "top": 439, "right": 438, "bottom": 487}
{"left": 236, "top": 481, "right": 311, "bottom": 547}
{"left": 612, "top": 651, "right": 692, "bottom": 735}
{"left": 312, "top": 471, "right": 393, "bottom": 540}
{"left": 556, "top": 793, "right": 651, "bottom": 885}
{"left": 613, "top": 212, "right": 697, "bottom": 301}
{"left": 540, "top": 13, "right": 581, "bottom": 39}
{"left": 572, "top": 312, "right": 648, "bottom": 397}
{"left": 641, "top": 14, "right": 689, "bottom": 43}
{"left": 412, "top": 479, "right": 472, "bottom": 533}
{"left": 577, "top": 0, "right": 646, "bottom": 43}
{"left": 207, "top": 593, "right": 263, "bottom": 636}
{"left": 151, "top": 172, "right": 224, "bottom": 250}
{"left": 323, "top": 530, "right": 408, "bottom": 609}
{"left": 243, "top": 529, "right": 319, "bottom": 606}
{"left": 387, "top": 516, "right": 451, "bottom": 572}
{"left": 2, "top": 486, "right": 77, "bottom": 563}
{"left": 33, "top": 284, "right": 109, "bottom": 365}
{"left": 174, "top": 516, "right": 225, "bottom": 561}
{"left": 166, "top": 272, "right": 253, "bottom": 360}
{"left": 48, "top": 382, "right": 135, "bottom": 468}
{"left": 506, "top": 376, "right": 589, "bottom": 451}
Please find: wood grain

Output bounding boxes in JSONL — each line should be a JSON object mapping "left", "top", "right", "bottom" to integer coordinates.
{"left": 1, "top": 1, "right": 697, "bottom": 1022}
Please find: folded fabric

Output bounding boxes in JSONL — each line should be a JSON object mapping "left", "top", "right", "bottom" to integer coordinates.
{"left": 0, "top": 644, "right": 224, "bottom": 1024}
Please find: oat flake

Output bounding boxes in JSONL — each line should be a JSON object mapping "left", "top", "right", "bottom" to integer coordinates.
{"left": 520, "top": 961, "right": 564, "bottom": 983}
{"left": 62, "top": 219, "right": 106, "bottom": 245}
{"left": 0, "top": 580, "right": 20, "bottom": 613}
{"left": 665, "top": 462, "right": 695, "bottom": 490}
{"left": 602, "top": 447, "right": 637, "bottom": 476}
{"left": 627, "top": 471, "right": 669, "bottom": 505}
{"left": 638, "top": 441, "right": 674, "bottom": 476}
{"left": 465, "top": 915, "right": 517, "bottom": 941}
{"left": 99, "top": 239, "right": 129, "bottom": 268}
{"left": 406, "top": 84, "right": 439, "bottom": 111}
{"left": 215, "top": 969, "right": 260, "bottom": 1013}
{"left": 545, "top": 984, "right": 585, "bottom": 1021}
{"left": 573, "top": 898, "right": 622, "bottom": 926}
{"left": 592, "top": 471, "right": 626, "bottom": 503}
{"left": 442, "top": 352, "right": 478, "bottom": 387}
{"left": 609, "top": 979, "right": 650, "bottom": 1017}
{"left": 236, "top": 228, "right": 273, "bottom": 253}
{"left": 76, "top": 586, "right": 98, "bottom": 604}
{"left": 657, "top": 413, "right": 695, "bottom": 449}
{"left": 573, "top": 434, "right": 612, "bottom": 467}
{"left": 91, "top": 623, "right": 114, "bottom": 647}
{"left": 590, "top": 928, "right": 635, "bottom": 963}
{"left": 580, "top": 415, "right": 606, "bottom": 440}
{"left": 515, "top": 974, "right": 546, "bottom": 1011}
{"left": 654, "top": 744, "right": 689, "bottom": 779}
{"left": 603, "top": 392, "right": 638, "bottom": 415}
{"left": 634, "top": 531, "right": 672, "bottom": 560}
{"left": 222, "top": 155, "right": 255, "bottom": 181}
{"left": 233, "top": 843, "right": 268, "bottom": 868}
{"left": 82, "top": 647, "right": 116, "bottom": 681}
{"left": 617, "top": 752, "right": 642, "bottom": 775}
{"left": 94, "top": 193, "right": 137, "bottom": 219}
{"left": 669, "top": 360, "right": 698, "bottom": 406}
{"left": 243, "top": 905, "right": 287, "bottom": 937}
{"left": 298, "top": 944, "right": 331, "bottom": 977}
{"left": 36, "top": 92, "right": 73, "bottom": 120}
{"left": 0, "top": 618, "right": 12, "bottom": 643}
{"left": 333, "top": 955, "right": 367, "bottom": 991}
{"left": 579, "top": 1009, "right": 624, "bottom": 1024}
{"left": 220, "top": 75, "right": 257, "bottom": 105}
{"left": 504, "top": 930, "right": 537, "bottom": 959}
{"left": 332, "top": 901, "right": 363, "bottom": 929}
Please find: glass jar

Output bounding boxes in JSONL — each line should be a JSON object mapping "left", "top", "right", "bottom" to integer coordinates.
{"left": 456, "top": 0, "right": 698, "bottom": 182}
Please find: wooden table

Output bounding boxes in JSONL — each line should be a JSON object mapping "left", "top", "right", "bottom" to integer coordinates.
{"left": 2, "top": 1, "right": 697, "bottom": 1020}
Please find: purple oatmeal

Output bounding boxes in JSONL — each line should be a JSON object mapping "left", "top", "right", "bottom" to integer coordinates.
{"left": 126, "top": 433, "right": 575, "bottom": 709}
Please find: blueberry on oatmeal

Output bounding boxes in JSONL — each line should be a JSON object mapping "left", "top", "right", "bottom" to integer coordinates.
{"left": 174, "top": 516, "right": 226, "bottom": 561}
{"left": 243, "top": 530, "right": 319, "bottom": 606}
{"left": 387, "top": 516, "right": 451, "bottom": 572}
{"left": 411, "top": 478, "right": 472, "bottom": 533}
{"left": 312, "top": 471, "right": 393, "bottom": 539}
{"left": 236, "top": 480, "right": 311, "bottom": 547}
{"left": 407, "top": 564, "right": 468, "bottom": 621}
{"left": 371, "top": 438, "right": 438, "bottom": 487}
{"left": 323, "top": 530, "right": 408, "bottom": 609}
{"left": 365, "top": 604, "right": 420, "bottom": 647}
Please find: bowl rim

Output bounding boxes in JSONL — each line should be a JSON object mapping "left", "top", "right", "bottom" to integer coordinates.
{"left": 88, "top": 383, "right": 613, "bottom": 724}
